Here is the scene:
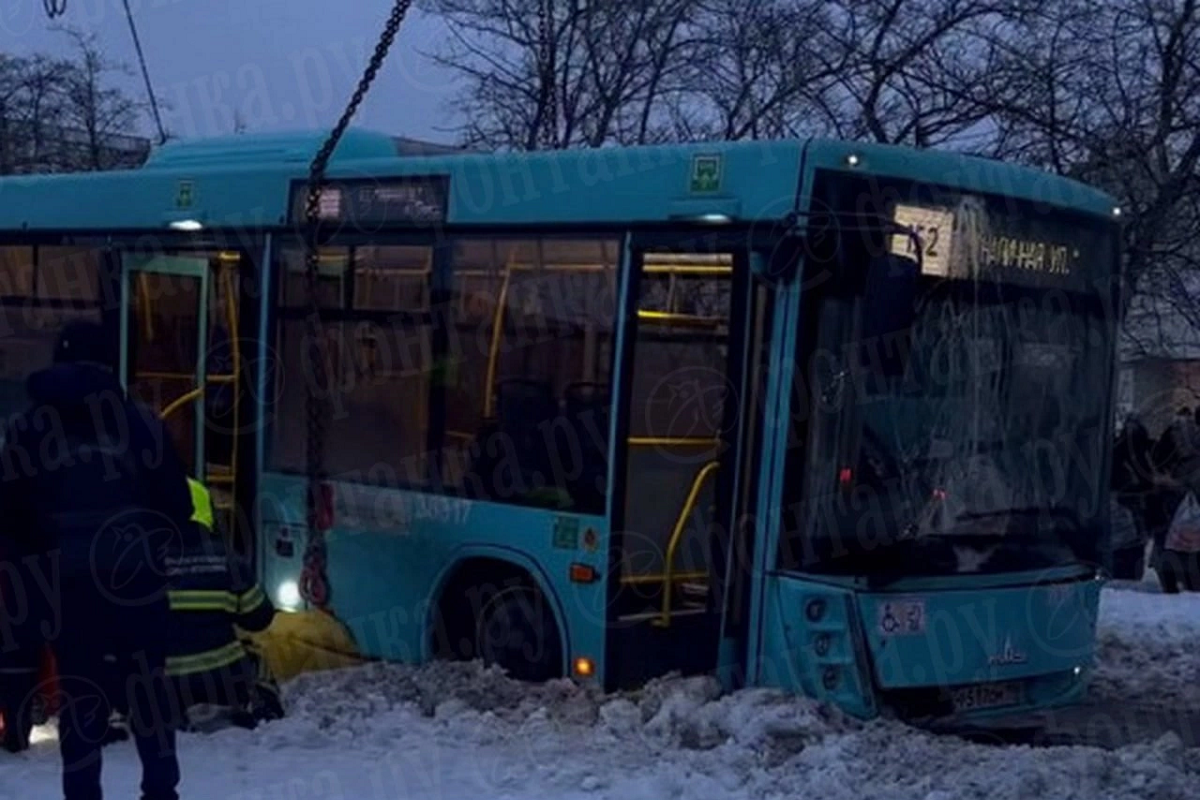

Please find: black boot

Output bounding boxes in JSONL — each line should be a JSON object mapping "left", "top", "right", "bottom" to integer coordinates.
{"left": 228, "top": 709, "right": 258, "bottom": 730}
{"left": 252, "top": 691, "right": 285, "bottom": 723}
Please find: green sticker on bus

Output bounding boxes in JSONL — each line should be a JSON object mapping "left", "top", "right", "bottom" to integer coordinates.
{"left": 690, "top": 154, "right": 722, "bottom": 193}
{"left": 553, "top": 516, "right": 580, "bottom": 549}
{"left": 176, "top": 180, "right": 194, "bottom": 208}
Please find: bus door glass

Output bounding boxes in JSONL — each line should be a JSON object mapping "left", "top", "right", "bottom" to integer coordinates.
{"left": 614, "top": 236, "right": 749, "bottom": 631}
{"left": 120, "top": 253, "right": 210, "bottom": 476}
{"left": 120, "top": 248, "right": 251, "bottom": 541}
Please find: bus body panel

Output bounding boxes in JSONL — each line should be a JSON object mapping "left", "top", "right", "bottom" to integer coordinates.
{"left": 756, "top": 576, "right": 879, "bottom": 719}
{"left": 757, "top": 571, "right": 1100, "bottom": 722}
{"left": 0, "top": 133, "right": 807, "bottom": 230}
{"left": 258, "top": 472, "right": 608, "bottom": 680}
{"left": 855, "top": 577, "right": 1101, "bottom": 689}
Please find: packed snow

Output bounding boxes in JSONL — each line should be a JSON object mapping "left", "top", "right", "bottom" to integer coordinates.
{"left": 2, "top": 586, "right": 1198, "bottom": 800}
{"left": 1091, "top": 584, "right": 1200, "bottom": 709}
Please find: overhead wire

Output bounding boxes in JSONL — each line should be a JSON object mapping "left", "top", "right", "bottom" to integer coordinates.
{"left": 43, "top": 0, "right": 168, "bottom": 144}
{"left": 120, "top": 0, "right": 168, "bottom": 144}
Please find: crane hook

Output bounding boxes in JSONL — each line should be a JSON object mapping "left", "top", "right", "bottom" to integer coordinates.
{"left": 44, "top": 0, "right": 67, "bottom": 18}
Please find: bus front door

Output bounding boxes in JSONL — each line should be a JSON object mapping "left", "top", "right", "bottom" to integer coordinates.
{"left": 605, "top": 237, "right": 753, "bottom": 690}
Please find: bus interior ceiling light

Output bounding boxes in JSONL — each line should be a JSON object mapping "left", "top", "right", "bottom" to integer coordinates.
{"left": 168, "top": 219, "right": 204, "bottom": 231}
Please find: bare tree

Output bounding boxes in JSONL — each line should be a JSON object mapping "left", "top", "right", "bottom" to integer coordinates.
{"left": 55, "top": 27, "right": 150, "bottom": 170}
{"left": 668, "top": 0, "right": 831, "bottom": 141}
{"left": 797, "top": 0, "right": 1043, "bottom": 149}
{"left": 420, "top": 0, "right": 704, "bottom": 149}
{"left": 0, "top": 30, "right": 153, "bottom": 174}
{"left": 985, "top": 0, "right": 1200, "bottom": 326}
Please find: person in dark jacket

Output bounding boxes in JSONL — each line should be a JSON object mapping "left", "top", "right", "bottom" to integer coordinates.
{"left": 1111, "top": 416, "right": 1156, "bottom": 578}
{"left": 0, "top": 320, "right": 192, "bottom": 799}
{"left": 164, "top": 477, "right": 281, "bottom": 729}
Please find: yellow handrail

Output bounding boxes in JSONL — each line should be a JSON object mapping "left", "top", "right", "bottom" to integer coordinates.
{"left": 637, "top": 310, "right": 726, "bottom": 328}
{"left": 161, "top": 385, "right": 204, "bottom": 420}
{"left": 620, "top": 570, "right": 708, "bottom": 585}
{"left": 136, "top": 273, "right": 154, "bottom": 341}
{"left": 137, "top": 371, "right": 235, "bottom": 384}
{"left": 627, "top": 436, "right": 720, "bottom": 447}
{"left": 220, "top": 257, "right": 240, "bottom": 528}
{"left": 654, "top": 460, "right": 719, "bottom": 627}
{"left": 482, "top": 252, "right": 516, "bottom": 419}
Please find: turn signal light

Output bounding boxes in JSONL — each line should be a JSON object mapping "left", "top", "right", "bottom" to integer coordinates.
{"left": 570, "top": 563, "right": 597, "bottom": 583}
{"left": 574, "top": 657, "right": 595, "bottom": 678}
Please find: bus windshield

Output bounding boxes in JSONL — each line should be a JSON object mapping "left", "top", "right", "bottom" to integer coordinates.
{"left": 781, "top": 181, "right": 1119, "bottom": 579}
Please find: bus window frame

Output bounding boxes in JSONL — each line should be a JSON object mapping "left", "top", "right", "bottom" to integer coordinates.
{"left": 264, "top": 228, "right": 632, "bottom": 498}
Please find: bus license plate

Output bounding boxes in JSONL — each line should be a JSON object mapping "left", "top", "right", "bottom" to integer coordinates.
{"left": 951, "top": 682, "right": 1023, "bottom": 713}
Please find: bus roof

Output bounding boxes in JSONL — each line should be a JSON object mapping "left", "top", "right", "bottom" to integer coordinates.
{"left": 0, "top": 129, "right": 1118, "bottom": 232}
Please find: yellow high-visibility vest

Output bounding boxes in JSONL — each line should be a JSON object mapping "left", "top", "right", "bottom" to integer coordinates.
{"left": 188, "top": 477, "right": 214, "bottom": 531}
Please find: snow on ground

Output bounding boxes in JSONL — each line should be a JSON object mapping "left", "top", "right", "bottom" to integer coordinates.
{"left": 1, "top": 586, "right": 1197, "bottom": 800}
{"left": 1091, "top": 583, "right": 1200, "bottom": 709}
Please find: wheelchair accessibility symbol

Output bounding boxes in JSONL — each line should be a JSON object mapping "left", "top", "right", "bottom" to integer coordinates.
{"left": 878, "top": 599, "right": 926, "bottom": 636}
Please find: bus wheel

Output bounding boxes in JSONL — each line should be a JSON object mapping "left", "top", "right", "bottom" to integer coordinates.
{"left": 474, "top": 584, "right": 562, "bottom": 683}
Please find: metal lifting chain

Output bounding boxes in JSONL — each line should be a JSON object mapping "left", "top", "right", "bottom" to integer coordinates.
{"left": 299, "top": 0, "right": 412, "bottom": 611}
{"left": 44, "top": 0, "right": 67, "bottom": 18}
{"left": 537, "top": 0, "right": 556, "bottom": 149}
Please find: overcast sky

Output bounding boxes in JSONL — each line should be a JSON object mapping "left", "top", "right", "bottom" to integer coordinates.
{"left": 1, "top": 0, "right": 461, "bottom": 143}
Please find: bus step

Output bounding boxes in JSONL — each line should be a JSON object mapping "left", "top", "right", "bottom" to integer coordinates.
{"left": 607, "top": 608, "right": 720, "bottom": 690}
{"left": 616, "top": 607, "right": 708, "bottom": 625}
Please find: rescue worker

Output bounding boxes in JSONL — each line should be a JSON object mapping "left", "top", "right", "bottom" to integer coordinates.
{"left": 0, "top": 320, "right": 190, "bottom": 799}
{"left": 163, "top": 477, "right": 283, "bottom": 729}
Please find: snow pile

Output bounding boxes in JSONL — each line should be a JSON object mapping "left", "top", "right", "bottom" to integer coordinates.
{"left": 1091, "top": 587, "right": 1200, "bottom": 707}
{"left": 4, "top": 585, "right": 1200, "bottom": 798}
{"left": 258, "top": 660, "right": 1198, "bottom": 800}
{"left": 6, "top": 659, "right": 1199, "bottom": 799}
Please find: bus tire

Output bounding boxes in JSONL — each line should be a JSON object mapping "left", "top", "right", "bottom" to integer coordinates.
{"left": 474, "top": 583, "right": 562, "bottom": 683}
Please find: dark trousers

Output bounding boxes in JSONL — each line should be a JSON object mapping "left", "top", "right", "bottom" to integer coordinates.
{"left": 1159, "top": 549, "right": 1200, "bottom": 593}
{"left": 0, "top": 657, "right": 38, "bottom": 752}
{"left": 54, "top": 583, "right": 181, "bottom": 800}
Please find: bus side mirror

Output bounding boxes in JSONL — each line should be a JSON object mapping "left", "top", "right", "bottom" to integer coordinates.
{"left": 860, "top": 254, "right": 919, "bottom": 376}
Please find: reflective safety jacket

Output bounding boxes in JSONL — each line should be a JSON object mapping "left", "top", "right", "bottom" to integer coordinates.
{"left": 164, "top": 479, "right": 275, "bottom": 678}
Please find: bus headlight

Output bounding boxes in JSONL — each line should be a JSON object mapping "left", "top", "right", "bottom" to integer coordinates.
{"left": 277, "top": 579, "right": 302, "bottom": 610}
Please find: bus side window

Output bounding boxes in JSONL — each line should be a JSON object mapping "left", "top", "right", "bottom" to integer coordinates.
{"left": 268, "top": 244, "right": 435, "bottom": 488}
{"left": 443, "top": 237, "right": 619, "bottom": 513}
{"left": 0, "top": 245, "right": 101, "bottom": 419}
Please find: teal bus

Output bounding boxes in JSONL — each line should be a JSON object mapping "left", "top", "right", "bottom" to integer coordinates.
{"left": 0, "top": 128, "right": 1122, "bottom": 726}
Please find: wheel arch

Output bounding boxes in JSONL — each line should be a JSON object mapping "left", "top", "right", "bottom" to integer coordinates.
{"left": 423, "top": 544, "right": 571, "bottom": 675}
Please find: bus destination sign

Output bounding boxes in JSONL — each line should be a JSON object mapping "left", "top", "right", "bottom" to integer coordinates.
{"left": 290, "top": 176, "right": 449, "bottom": 227}
{"left": 889, "top": 200, "right": 1099, "bottom": 288}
